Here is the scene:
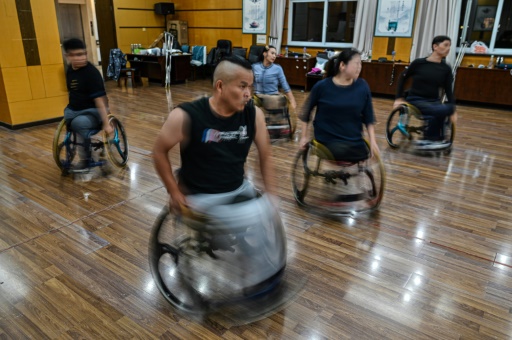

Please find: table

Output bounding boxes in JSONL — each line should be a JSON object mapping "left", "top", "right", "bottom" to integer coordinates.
{"left": 126, "top": 53, "right": 191, "bottom": 86}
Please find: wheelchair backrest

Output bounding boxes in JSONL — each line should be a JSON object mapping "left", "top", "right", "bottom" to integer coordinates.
{"left": 254, "top": 94, "right": 287, "bottom": 110}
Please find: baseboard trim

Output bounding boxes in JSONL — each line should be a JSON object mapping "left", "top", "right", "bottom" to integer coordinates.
{"left": 0, "top": 117, "right": 63, "bottom": 130}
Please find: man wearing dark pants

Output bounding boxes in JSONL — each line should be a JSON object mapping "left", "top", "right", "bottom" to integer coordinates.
{"left": 63, "top": 38, "right": 113, "bottom": 170}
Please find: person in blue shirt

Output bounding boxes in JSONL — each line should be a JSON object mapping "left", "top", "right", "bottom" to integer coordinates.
{"left": 299, "top": 49, "right": 379, "bottom": 162}
{"left": 252, "top": 45, "right": 297, "bottom": 111}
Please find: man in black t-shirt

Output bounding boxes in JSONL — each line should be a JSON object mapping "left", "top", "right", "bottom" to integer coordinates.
{"left": 153, "top": 56, "right": 276, "bottom": 214}
{"left": 63, "top": 38, "right": 113, "bottom": 169}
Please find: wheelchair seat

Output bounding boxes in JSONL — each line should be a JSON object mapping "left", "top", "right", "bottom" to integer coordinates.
{"left": 291, "top": 139, "right": 385, "bottom": 215}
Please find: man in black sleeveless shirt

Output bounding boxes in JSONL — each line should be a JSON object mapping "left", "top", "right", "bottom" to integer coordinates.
{"left": 153, "top": 57, "right": 276, "bottom": 213}
{"left": 63, "top": 38, "right": 113, "bottom": 169}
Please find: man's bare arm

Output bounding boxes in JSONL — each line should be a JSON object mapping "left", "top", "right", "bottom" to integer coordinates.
{"left": 253, "top": 106, "right": 277, "bottom": 195}
{"left": 153, "top": 108, "right": 188, "bottom": 211}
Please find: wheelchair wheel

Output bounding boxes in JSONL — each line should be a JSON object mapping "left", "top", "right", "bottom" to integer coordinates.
{"left": 442, "top": 120, "right": 456, "bottom": 155}
{"left": 149, "top": 198, "right": 287, "bottom": 314}
{"left": 148, "top": 207, "right": 209, "bottom": 314}
{"left": 104, "top": 115, "right": 129, "bottom": 167}
{"left": 386, "top": 105, "right": 414, "bottom": 148}
{"left": 291, "top": 141, "right": 385, "bottom": 215}
{"left": 52, "top": 118, "right": 78, "bottom": 173}
{"left": 291, "top": 146, "right": 313, "bottom": 205}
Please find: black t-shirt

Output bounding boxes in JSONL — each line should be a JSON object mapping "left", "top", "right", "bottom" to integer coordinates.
{"left": 178, "top": 97, "right": 256, "bottom": 194}
{"left": 396, "top": 58, "right": 455, "bottom": 104}
{"left": 66, "top": 62, "right": 106, "bottom": 111}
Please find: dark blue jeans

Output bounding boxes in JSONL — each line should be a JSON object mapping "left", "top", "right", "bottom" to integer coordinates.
{"left": 64, "top": 107, "right": 102, "bottom": 160}
{"left": 407, "top": 96, "right": 455, "bottom": 141}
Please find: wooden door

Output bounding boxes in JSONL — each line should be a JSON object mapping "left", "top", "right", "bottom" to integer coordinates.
{"left": 94, "top": 0, "right": 117, "bottom": 78}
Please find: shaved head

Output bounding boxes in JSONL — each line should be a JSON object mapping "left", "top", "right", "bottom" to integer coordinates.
{"left": 213, "top": 56, "right": 253, "bottom": 85}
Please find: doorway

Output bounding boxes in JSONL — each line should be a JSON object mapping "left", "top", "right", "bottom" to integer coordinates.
{"left": 55, "top": 0, "right": 105, "bottom": 74}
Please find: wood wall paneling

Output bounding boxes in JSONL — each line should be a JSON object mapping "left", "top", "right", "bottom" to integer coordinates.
{"left": 31, "top": 0, "right": 62, "bottom": 66}
{"left": 0, "top": 0, "right": 26, "bottom": 68}
{"left": 41, "top": 65, "right": 67, "bottom": 98}
{"left": 0, "top": 68, "right": 11, "bottom": 123}
{"left": 2, "top": 67, "right": 32, "bottom": 102}
{"left": 0, "top": 100, "right": 11, "bottom": 125}
{"left": 177, "top": 10, "right": 241, "bottom": 28}
{"left": 27, "top": 66, "right": 46, "bottom": 100}
{"left": 174, "top": 0, "right": 241, "bottom": 10}
{"left": 9, "top": 95, "right": 67, "bottom": 125}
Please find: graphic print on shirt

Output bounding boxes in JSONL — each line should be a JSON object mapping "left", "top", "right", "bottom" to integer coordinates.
{"left": 202, "top": 126, "right": 249, "bottom": 144}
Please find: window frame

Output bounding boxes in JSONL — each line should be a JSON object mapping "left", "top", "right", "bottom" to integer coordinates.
{"left": 459, "top": 0, "right": 512, "bottom": 56}
{"left": 287, "top": 0, "right": 358, "bottom": 48}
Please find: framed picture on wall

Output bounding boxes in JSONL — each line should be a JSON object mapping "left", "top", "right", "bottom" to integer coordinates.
{"left": 243, "top": 0, "right": 267, "bottom": 34}
{"left": 473, "top": 6, "right": 497, "bottom": 31}
{"left": 374, "top": 0, "right": 417, "bottom": 37}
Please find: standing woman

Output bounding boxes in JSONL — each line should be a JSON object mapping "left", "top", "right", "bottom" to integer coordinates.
{"left": 394, "top": 35, "right": 456, "bottom": 143}
{"left": 299, "top": 49, "right": 379, "bottom": 162}
{"left": 252, "top": 45, "right": 297, "bottom": 127}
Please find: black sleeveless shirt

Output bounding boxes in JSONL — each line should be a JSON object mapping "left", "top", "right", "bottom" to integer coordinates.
{"left": 178, "top": 97, "right": 256, "bottom": 194}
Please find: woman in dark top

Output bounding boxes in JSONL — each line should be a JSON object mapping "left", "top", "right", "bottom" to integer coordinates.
{"left": 299, "top": 49, "right": 379, "bottom": 162}
{"left": 394, "top": 35, "right": 456, "bottom": 143}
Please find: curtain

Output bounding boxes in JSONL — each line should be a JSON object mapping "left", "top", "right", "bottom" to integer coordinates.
{"left": 269, "top": 0, "right": 286, "bottom": 54}
{"left": 409, "top": 0, "right": 460, "bottom": 66}
{"left": 352, "top": 0, "right": 378, "bottom": 55}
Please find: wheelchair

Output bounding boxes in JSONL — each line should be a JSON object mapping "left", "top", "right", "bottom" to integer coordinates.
{"left": 291, "top": 139, "right": 385, "bottom": 215}
{"left": 148, "top": 193, "right": 287, "bottom": 315}
{"left": 252, "top": 94, "right": 295, "bottom": 140}
{"left": 385, "top": 103, "right": 455, "bottom": 155}
{"left": 52, "top": 114, "right": 129, "bottom": 175}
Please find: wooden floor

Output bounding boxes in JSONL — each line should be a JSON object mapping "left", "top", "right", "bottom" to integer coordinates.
{"left": 1, "top": 78, "right": 512, "bottom": 339}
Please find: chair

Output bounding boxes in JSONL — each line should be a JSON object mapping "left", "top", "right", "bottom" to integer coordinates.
{"left": 248, "top": 45, "right": 265, "bottom": 64}
{"left": 385, "top": 103, "right": 455, "bottom": 154}
{"left": 291, "top": 139, "right": 385, "bottom": 215}
{"left": 189, "top": 45, "right": 207, "bottom": 81}
{"left": 148, "top": 193, "right": 286, "bottom": 313}
{"left": 53, "top": 114, "right": 129, "bottom": 175}
{"left": 232, "top": 47, "right": 247, "bottom": 61}
{"left": 206, "top": 40, "right": 233, "bottom": 76}
{"left": 216, "top": 39, "right": 232, "bottom": 58}
{"left": 107, "top": 48, "right": 139, "bottom": 88}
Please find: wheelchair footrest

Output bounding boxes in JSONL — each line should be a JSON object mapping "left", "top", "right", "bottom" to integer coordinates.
{"left": 267, "top": 125, "right": 290, "bottom": 130}
{"left": 329, "top": 192, "right": 372, "bottom": 204}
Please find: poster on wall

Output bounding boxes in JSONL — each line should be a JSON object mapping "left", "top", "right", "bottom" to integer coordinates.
{"left": 374, "top": 0, "right": 417, "bottom": 37}
{"left": 243, "top": 0, "right": 267, "bottom": 34}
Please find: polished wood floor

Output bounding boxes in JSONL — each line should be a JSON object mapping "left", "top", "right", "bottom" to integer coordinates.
{"left": 1, "top": 78, "right": 512, "bottom": 339}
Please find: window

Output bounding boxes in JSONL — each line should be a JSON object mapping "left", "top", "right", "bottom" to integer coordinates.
{"left": 458, "top": 0, "right": 512, "bottom": 54}
{"left": 288, "top": 0, "right": 358, "bottom": 48}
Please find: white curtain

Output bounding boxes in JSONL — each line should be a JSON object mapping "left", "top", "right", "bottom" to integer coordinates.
{"left": 352, "top": 0, "right": 378, "bottom": 55}
{"left": 409, "top": 0, "right": 460, "bottom": 66}
{"left": 269, "top": 0, "right": 286, "bottom": 54}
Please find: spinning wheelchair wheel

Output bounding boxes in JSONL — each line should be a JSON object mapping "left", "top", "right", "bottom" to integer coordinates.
{"left": 52, "top": 118, "right": 78, "bottom": 173}
{"left": 148, "top": 207, "right": 209, "bottom": 314}
{"left": 291, "top": 141, "right": 385, "bottom": 214}
{"left": 105, "top": 115, "right": 129, "bottom": 167}
{"left": 442, "top": 120, "right": 456, "bottom": 155}
{"left": 386, "top": 106, "right": 413, "bottom": 148}
{"left": 291, "top": 146, "right": 315, "bottom": 205}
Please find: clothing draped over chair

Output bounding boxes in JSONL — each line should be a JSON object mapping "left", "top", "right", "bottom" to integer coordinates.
{"left": 106, "top": 49, "right": 127, "bottom": 81}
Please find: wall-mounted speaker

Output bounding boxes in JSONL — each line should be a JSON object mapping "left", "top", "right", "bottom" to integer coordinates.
{"left": 154, "top": 3, "right": 175, "bottom": 15}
